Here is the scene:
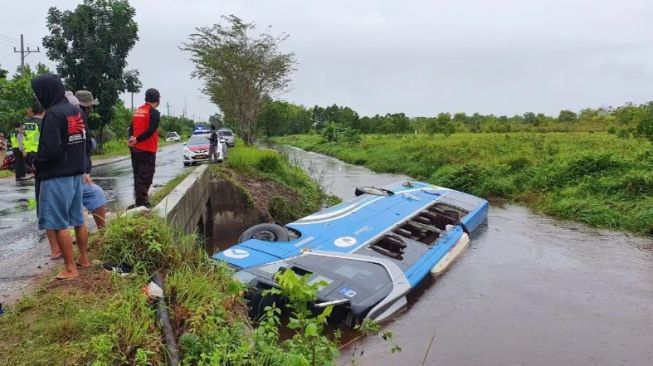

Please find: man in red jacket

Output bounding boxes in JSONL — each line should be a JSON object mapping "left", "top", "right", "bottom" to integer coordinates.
{"left": 128, "top": 88, "right": 160, "bottom": 209}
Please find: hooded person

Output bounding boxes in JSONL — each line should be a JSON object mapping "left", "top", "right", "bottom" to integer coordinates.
{"left": 32, "top": 74, "right": 91, "bottom": 280}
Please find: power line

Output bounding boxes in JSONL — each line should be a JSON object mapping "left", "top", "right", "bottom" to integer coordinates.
{"left": 0, "top": 33, "right": 19, "bottom": 43}
{"left": 0, "top": 39, "right": 16, "bottom": 47}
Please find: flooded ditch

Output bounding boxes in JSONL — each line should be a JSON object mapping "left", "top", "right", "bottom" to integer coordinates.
{"left": 207, "top": 145, "right": 653, "bottom": 365}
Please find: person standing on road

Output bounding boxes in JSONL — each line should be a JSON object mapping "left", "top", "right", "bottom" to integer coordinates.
{"left": 32, "top": 74, "right": 91, "bottom": 280}
{"left": 10, "top": 122, "right": 28, "bottom": 181}
{"left": 128, "top": 88, "right": 160, "bottom": 209}
{"left": 24, "top": 102, "right": 44, "bottom": 176}
{"left": 0, "top": 132, "right": 7, "bottom": 168}
{"left": 208, "top": 125, "right": 219, "bottom": 163}
{"left": 73, "top": 90, "right": 108, "bottom": 229}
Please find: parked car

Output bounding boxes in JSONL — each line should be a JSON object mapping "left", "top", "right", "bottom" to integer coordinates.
{"left": 165, "top": 131, "right": 181, "bottom": 142}
{"left": 183, "top": 135, "right": 226, "bottom": 166}
{"left": 218, "top": 128, "right": 235, "bottom": 147}
{"left": 183, "top": 135, "right": 210, "bottom": 166}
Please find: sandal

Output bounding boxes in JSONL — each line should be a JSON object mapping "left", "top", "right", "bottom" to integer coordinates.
{"left": 75, "top": 262, "right": 92, "bottom": 269}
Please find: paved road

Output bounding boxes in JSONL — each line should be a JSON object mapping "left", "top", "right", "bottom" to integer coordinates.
{"left": 0, "top": 144, "right": 186, "bottom": 304}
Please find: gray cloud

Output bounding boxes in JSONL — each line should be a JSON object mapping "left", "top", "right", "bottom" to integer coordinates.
{"left": 1, "top": 0, "right": 652, "bottom": 120}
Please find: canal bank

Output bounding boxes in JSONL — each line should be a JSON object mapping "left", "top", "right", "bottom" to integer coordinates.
{"left": 271, "top": 144, "right": 653, "bottom": 366}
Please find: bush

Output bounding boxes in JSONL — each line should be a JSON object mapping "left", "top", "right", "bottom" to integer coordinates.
{"left": 101, "top": 213, "right": 205, "bottom": 273}
{"left": 256, "top": 153, "right": 283, "bottom": 174}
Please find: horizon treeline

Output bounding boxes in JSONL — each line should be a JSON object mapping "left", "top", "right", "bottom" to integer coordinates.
{"left": 251, "top": 99, "right": 652, "bottom": 137}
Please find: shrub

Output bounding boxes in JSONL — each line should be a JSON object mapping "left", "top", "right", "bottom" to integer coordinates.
{"left": 256, "top": 153, "right": 283, "bottom": 174}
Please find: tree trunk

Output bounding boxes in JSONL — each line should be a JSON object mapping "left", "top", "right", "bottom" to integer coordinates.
{"left": 97, "top": 123, "right": 105, "bottom": 153}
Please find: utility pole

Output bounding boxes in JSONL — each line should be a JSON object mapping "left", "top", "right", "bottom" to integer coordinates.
{"left": 183, "top": 96, "right": 187, "bottom": 118}
{"left": 13, "top": 34, "right": 40, "bottom": 71}
{"left": 166, "top": 102, "right": 173, "bottom": 116}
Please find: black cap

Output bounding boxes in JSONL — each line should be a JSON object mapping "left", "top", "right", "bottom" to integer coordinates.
{"left": 145, "top": 88, "right": 160, "bottom": 103}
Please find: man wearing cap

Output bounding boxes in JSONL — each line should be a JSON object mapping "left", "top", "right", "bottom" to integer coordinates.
{"left": 127, "top": 88, "right": 160, "bottom": 208}
{"left": 73, "top": 90, "right": 108, "bottom": 229}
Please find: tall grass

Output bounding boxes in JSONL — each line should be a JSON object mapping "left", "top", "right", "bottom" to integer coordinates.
{"left": 275, "top": 133, "right": 653, "bottom": 235}
{"left": 217, "top": 143, "right": 333, "bottom": 222}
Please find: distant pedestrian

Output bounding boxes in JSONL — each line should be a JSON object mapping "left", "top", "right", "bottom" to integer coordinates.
{"left": 128, "top": 88, "right": 160, "bottom": 209}
{"left": 24, "top": 101, "right": 44, "bottom": 175}
{"left": 0, "top": 132, "right": 7, "bottom": 168}
{"left": 10, "top": 122, "right": 27, "bottom": 181}
{"left": 208, "top": 125, "right": 219, "bottom": 162}
{"left": 32, "top": 74, "right": 91, "bottom": 280}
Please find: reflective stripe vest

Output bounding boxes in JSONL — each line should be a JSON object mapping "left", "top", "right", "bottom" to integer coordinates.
{"left": 10, "top": 130, "right": 23, "bottom": 151}
{"left": 131, "top": 103, "right": 158, "bottom": 153}
{"left": 23, "top": 122, "right": 39, "bottom": 153}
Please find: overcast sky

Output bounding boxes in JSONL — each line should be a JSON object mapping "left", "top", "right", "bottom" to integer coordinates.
{"left": 1, "top": 0, "right": 652, "bottom": 120}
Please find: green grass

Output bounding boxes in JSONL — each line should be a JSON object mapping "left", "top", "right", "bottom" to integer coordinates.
{"left": 214, "top": 142, "right": 338, "bottom": 222}
{"left": 0, "top": 169, "right": 12, "bottom": 178}
{"left": 149, "top": 169, "right": 192, "bottom": 207}
{"left": 274, "top": 133, "right": 653, "bottom": 235}
{"left": 94, "top": 139, "right": 177, "bottom": 159}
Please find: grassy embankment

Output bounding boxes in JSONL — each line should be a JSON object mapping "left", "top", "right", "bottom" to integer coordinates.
{"left": 275, "top": 133, "right": 653, "bottom": 235}
{"left": 0, "top": 144, "right": 341, "bottom": 365}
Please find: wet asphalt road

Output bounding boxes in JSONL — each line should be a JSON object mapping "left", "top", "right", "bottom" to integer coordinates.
{"left": 0, "top": 143, "right": 186, "bottom": 304}
{"left": 274, "top": 145, "right": 653, "bottom": 366}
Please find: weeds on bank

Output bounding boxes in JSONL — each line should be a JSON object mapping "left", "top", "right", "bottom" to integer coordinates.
{"left": 275, "top": 133, "right": 653, "bottom": 235}
{"left": 149, "top": 169, "right": 192, "bottom": 206}
{"left": 1, "top": 213, "right": 355, "bottom": 365}
{"left": 220, "top": 144, "right": 335, "bottom": 222}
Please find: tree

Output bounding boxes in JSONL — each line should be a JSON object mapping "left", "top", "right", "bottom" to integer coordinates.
{"left": 183, "top": 15, "right": 296, "bottom": 145}
{"left": 124, "top": 69, "right": 142, "bottom": 111}
{"left": 634, "top": 102, "right": 653, "bottom": 145}
{"left": 558, "top": 110, "right": 577, "bottom": 123}
{"left": 43, "top": 0, "right": 139, "bottom": 144}
{"left": 209, "top": 112, "right": 224, "bottom": 127}
{"left": 0, "top": 64, "right": 8, "bottom": 79}
{"left": 0, "top": 63, "right": 51, "bottom": 134}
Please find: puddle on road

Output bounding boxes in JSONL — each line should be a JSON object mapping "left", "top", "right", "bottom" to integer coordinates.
{"left": 269, "top": 144, "right": 653, "bottom": 366}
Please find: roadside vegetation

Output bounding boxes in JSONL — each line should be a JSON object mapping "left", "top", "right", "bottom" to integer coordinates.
{"left": 275, "top": 132, "right": 653, "bottom": 236}
{"left": 0, "top": 214, "right": 343, "bottom": 365}
{"left": 213, "top": 141, "right": 339, "bottom": 223}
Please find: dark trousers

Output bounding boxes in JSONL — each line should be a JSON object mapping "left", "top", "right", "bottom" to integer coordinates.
{"left": 26, "top": 152, "right": 36, "bottom": 174}
{"left": 13, "top": 148, "right": 26, "bottom": 180}
{"left": 130, "top": 149, "right": 156, "bottom": 206}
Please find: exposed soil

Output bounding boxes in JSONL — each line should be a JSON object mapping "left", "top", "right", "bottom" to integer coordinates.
{"left": 208, "top": 169, "right": 300, "bottom": 253}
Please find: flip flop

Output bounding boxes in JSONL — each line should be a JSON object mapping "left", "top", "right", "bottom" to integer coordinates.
{"left": 53, "top": 275, "right": 78, "bottom": 281}
{"left": 50, "top": 254, "right": 63, "bottom": 260}
{"left": 75, "top": 262, "right": 92, "bottom": 269}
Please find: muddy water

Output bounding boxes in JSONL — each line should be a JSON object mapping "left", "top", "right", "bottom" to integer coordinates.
{"left": 272, "top": 145, "right": 653, "bottom": 366}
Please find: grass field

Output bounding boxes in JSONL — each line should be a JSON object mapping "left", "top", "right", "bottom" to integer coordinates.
{"left": 274, "top": 133, "right": 653, "bottom": 236}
